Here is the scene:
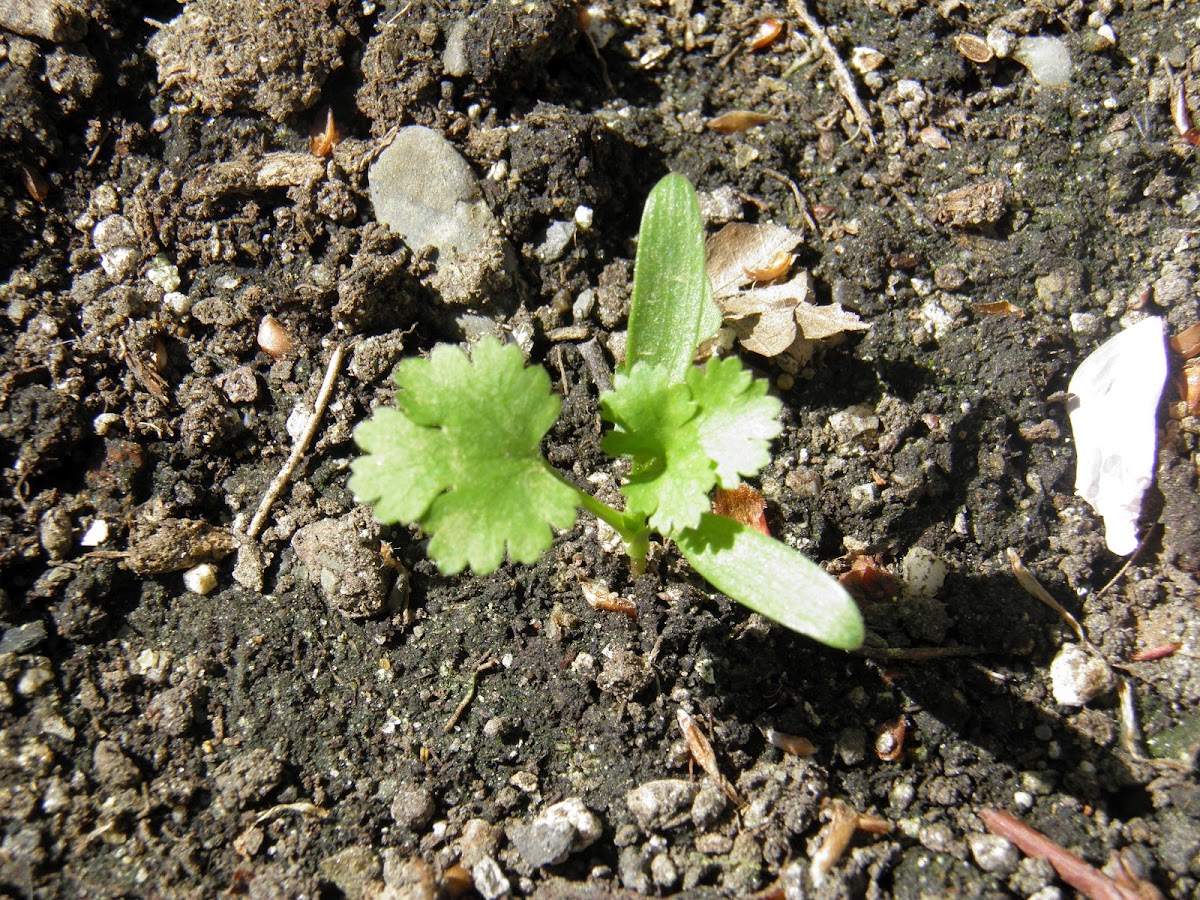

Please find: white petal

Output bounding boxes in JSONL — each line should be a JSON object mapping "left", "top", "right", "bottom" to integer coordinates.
{"left": 1067, "top": 317, "right": 1166, "bottom": 555}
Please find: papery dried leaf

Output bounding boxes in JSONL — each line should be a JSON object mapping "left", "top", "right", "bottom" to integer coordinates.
{"left": 713, "top": 484, "right": 770, "bottom": 535}
{"left": 714, "top": 270, "right": 809, "bottom": 357}
{"left": 793, "top": 301, "right": 869, "bottom": 340}
{"left": 707, "top": 223, "right": 804, "bottom": 298}
{"left": 731, "top": 307, "right": 798, "bottom": 357}
{"left": 785, "top": 337, "right": 816, "bottom": 366}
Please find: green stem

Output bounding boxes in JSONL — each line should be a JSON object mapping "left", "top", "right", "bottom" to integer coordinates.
{"left": 548, "top": 468, "right": 651, "bottom": 567}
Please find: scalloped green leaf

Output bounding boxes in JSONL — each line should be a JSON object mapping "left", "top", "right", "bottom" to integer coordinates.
{"left": 350, "top": 336, "right": 580, "bottom": 575}
{"left": 686, "top": 356, "right": 783, "bottom": 487}
{"left": 600, "top": 363, "right": 714, "bottom": 534}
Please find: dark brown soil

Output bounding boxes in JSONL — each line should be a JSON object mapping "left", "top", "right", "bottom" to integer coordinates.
{"left": 2, "top": 1, "right": 1199, "bottom": 898}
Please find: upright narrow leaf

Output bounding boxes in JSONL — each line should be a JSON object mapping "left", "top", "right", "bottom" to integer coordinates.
{"left": 625, "top": 173, "right": 722, "bottom": 382}
{"left": 676, "top": 514, "right": 864, "bottom": 650}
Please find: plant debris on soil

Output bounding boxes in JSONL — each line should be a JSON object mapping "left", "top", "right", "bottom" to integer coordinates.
{"left": 2, "top": 0, "right": 1200, "bottom": 897}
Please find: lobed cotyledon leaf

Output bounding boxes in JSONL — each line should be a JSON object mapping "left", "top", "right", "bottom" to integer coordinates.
{"left": 686, "top": 356, "right": 783, "bottom": 488}
{"left": 600, "top": 363, "right": 715, "bottom": 534}
{"left": 349, "top": 336, "right": 579, "bottom": 575}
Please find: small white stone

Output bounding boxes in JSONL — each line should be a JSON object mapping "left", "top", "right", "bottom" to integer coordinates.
{"left": 100, "top": 246, "right": 140, "bottom": 282}
{"left": 182, "top": 563, "right": 218, "bottom": 595}
{"left": 1012, "top": 36, "right": 1072, "bottom": 89}
{"left": 969, "top": 833, "right": 1020, "bottom": 875}
{"left": 902, "top": 547, "right": 948, "bottom": 598}
{"left": 163, "top": 291, "right": 193, "bottom": 317}
{"left": 286, "top": 405, "right": 312, "bottom": 442}
{"left": 92, "top": 214, "right": 141, "bottom": 282}
{"left": 1049, "top": 643, "right": 1114, "bottom": 706}
{"left": 145, "top": 253, "right": 181, "bottom": 292}
{"left": 851, "top": 46, "right": 886, "bottom": 74}
{"left": 79, "top": 519, "right": 110, "bottom": 547}
{"left": 574, "top": 205, "right": 594, "bottom": 231}
{"left": 472, "top": 856, "right": 511, "bottom": 900}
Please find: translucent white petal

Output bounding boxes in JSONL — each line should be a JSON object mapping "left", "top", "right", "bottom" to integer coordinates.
{"left": 1067, "top": 317, "right": 1166, "bottom": 555}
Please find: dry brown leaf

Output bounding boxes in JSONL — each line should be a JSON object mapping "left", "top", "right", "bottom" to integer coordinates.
{"left": 705, "top": 223, "right": 869, "bottom": 358}
{"left": 793, "top": 301, "right": 870, "bottom": 340}
{"left": 730, "top": 307, "right": 799, "bottom": 357}
{"left": 706, "top": 223, "right": 803, "bottom": 297}
{"left": 677, "top": 709, "right": 743, "bottom": 805}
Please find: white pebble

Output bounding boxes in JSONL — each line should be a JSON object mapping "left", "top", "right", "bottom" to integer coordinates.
{"left": 901, "top": 547, "right": 948, "bottom": 598}
{"left": 1012, "top": 36, "right": 1072, "bottom": 89}
{"left": 79, "top": 519, "right": 109, "bottom": 547}
{"left": 1049, "top": 643, "right": 1114, "bottom": 707}
{"left": 182, "top": 563, "right": 218, "bottom": 595}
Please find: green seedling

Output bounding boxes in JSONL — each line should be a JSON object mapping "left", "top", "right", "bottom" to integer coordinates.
{"left": 350, "top": 173, "right": 863, "bottom": 649}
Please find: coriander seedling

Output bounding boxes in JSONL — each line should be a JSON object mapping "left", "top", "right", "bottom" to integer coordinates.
{"left": 351, "top": 174, "right": 863, "bottom": 649}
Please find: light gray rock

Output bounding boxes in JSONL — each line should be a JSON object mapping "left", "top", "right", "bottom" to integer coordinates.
{"left": 368, "top": 126, "right": 516, "bottom": 307}
{"left": 626, "top": 779, "right": 698, "bottom": 833}
{"left": 508, "top": 797, "right": 602, "bottom": 868}
{"left": 472, "top": 856, "right": 511, "bottom": 900}
{"left": 291, "top": 508, "right": 390, "bottom": 619}
{"left": 1049, "top": 643, "right": 1114, "bottom": 707}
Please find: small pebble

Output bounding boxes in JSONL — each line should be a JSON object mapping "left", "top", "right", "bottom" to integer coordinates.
{"left": 626, "top": 779, "right": 698, "bottom": 833}
{"left": 650, "top": 853, "right": 679, "bottom": 890}
{"left": 969, "top": 833, "right": 1020, "bottom": 875}
{"left": 901, "top": 547, "right": 948, "bottom": 598}
{"left": 472, "top": 856, "right": 511, "bottom": 900}
{"left": 390, "top": 785, "right": 436, "bottom": 831}
{"left": 182, "top": 563, "right": 218, "bottom": 595}
{"left": 509, "top": 798, "right": 602, "bottom": 868}
{"left": 1049, "top": 643, "right": 1114, "bottom": 707}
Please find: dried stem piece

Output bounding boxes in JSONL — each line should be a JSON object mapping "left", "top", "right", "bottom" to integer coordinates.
{"left": 246, "top": 342, "right": 346, "bottom": 540}
{"left": 677, "top": 709, "right": 744, "bottom": 805}
{"left": 980, "top": 808, "right": 1145, "bottom": 900}
{"left": 443, "top": 657, "right": 500, "bottom": 733}
{"left": 810, "top": 800, "right": 861, "bottom": 884}
{"left": 1007, "top": 547, "right": 1095, "bottom": 651}
{"left": 789, "top": 0, "right": 877, "bottom": 149}
{"left": 849, "top": 645, "right": 982, "bottom": 662}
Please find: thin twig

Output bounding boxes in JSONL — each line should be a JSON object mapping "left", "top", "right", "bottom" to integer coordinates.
{"left": 443, "top": 657, "right": 500, "bottom": 733}
{"left": 762, "top": 167, "right": 818, "bottom": 231}
{"left": 789, "top": 0, "right": 877, "bottom": 150}
{"left": 245, "top": 342, "right": 346, "bottom": 541}
{"left": 980, "top": 808, "right": 1142, "bottom": 900}
{"left": 849, "top": 645, "right": 983, "bottom": 661}
{"left": 1093, "top": 523, "right": 1160, "bottom": 601}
